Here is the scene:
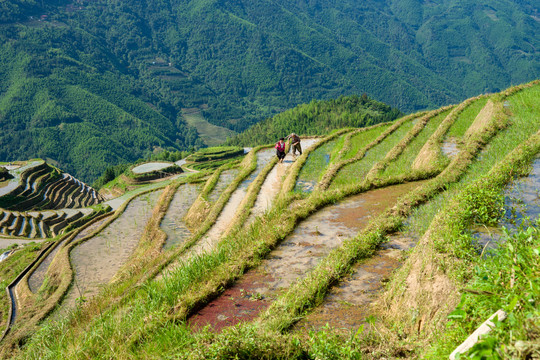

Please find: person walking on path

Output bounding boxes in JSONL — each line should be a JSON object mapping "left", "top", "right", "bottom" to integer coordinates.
{"left": 287, "top": 133, "right": 302, "bottom": 156}
{"left": 275, "top": 138, "right": 286, "bottom": 163}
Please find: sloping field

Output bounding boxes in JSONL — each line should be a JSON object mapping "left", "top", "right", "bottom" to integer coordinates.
{"left": 183, "top": 110, "right": 237, "bottom": 147}
{"left": 55, "top": 190, "right": 162, "bottom": 318}
{"left": 1, "top": 81, "right": 539, "bottom": 359}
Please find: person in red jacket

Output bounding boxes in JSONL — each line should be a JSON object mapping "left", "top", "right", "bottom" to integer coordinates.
{"left": 275, "top": 137, "right": 286, "bottom": 163}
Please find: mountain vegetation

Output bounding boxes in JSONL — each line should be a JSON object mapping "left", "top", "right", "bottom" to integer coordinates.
{"left": 227, "top": 94, "right": 402, "bottom": 146}
{"left": 0, "top": 0, "right": 538, "bottom": 182}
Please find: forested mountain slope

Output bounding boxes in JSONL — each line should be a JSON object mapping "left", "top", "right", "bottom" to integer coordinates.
{"left": 227, "top": 95, "right": 402, "bottom": 146}
{"left": 0, "top": 0, "right": 538, "bottom": 182}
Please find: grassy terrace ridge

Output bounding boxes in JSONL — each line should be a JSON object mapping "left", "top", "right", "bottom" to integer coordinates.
{"left": 1, "top": 80, "right": 538, "bottom": 359}
{"left": 0, "top": 145, "right": 264, "bottom": 356}
{"left": 0, "top": 169, "right": 207, "bottom": 354}
{"left": 0, "top": 241, "right": 47, "bottom": 335}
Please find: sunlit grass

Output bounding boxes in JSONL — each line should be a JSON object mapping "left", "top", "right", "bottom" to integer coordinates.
{"left": 446, "top": 97, "right": 489, "bottom": 139}
{"left": 382, "top": 109, "right": 450, "bottom": 177}
{"left": 341, "top": 125, "right": 390, "bottom": 160}
{"left": 330, "top": 119, "right": 416, "bottom": 189}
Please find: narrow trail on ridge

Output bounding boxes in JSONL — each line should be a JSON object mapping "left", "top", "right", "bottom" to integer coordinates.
{"left": 189, "top": 180, "right": 424, "bottom": 331}
{"left": 249, "top": 138, "right": 322, "bottom": 224}
{"left": 51, "top": 190, "right": 162, "bottom": 320}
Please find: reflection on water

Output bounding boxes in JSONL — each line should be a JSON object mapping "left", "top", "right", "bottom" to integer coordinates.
{"left": 189, "top": 181, "right": 423, "bottom": 331}
{"left": 161, "top": 184, "right": 200, "bottom": 250}
{"left": 441, "top": 140, "right": 459, "bottom": 158}
{"left": 473, "top": 157, "right": 540, "bottom": 251}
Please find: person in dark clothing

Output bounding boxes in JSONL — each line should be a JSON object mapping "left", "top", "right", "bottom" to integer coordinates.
{"left": 275, "top": 137, "right": 286, "bottom": 163}
{"left": 287, "top": 133, "right": 302, "bottom": 156}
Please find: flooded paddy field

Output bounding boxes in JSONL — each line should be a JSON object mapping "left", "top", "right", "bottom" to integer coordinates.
{"left": 473, "top": 156, "right": 540, "bottom": 250}
{"left": 250, "top": 139, "right": 322, "bottom": 221}
{"left": 54, "top": 190, "right": 162, "bottom": 318}
{"left": 190, "top": 148, "right": 277, "bottom": 255}
{"left": 160, "top": 147, "right": 282, "bottom": 277}
{"left": 330, "top": 120, "right": 416, "bottom": 190}
{"left": 189, "top": 180, "right": 423, "bottom": 331}
{"left": 27, "top": 215, "right": 112, "bottom": 293}
{"left": 295, "top": 234, "right": 416, "bottom": 332}
{"left": 207, "top": 169, "right": 238, "bottom": 203}
{"left": 294, "top": 139, "right": 338, "bottom": 194}
{"left": 131, "top": 162, "right": 174, "bottom": 174}
{"left": 161, "top": 184, "right": 201, "bottom": 250}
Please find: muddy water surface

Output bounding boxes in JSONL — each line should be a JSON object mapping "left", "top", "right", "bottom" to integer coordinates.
{"left": 53, "top": 190, "right": 161, "bottom": 319}
{"left": 441, "top": 140, "right": 459, "bottom": 158}
{"left": 160, "top": 148, "right": 279, "bottom": 277}
{"left": 161, "top": 184, "right": 200, "bottom": 250}
{"left": 191, "top": 148, "right": 276, "bottom": 254}
{"left": 189, "top": 181, "right": 423, "bottom": 331}
{"left": 27, "top": 216, "right": 112, "bottom": 293}
{"left": 296, "top": 234, "right": 415, "bottom": 332}
{"left": 132, "top": 162, "right": 174, "bottom": 174}
{"left": 294, "top": 139, "right": 336, "bottom": 194}
{"left": 208, "top": 169, "right": 238, "bottom": 203}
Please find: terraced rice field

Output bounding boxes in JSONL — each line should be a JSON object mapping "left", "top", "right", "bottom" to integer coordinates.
{"left": 330, "top": 119, "right": 416, "bottom": 189}
{"left": 54, "top": 190, "right": 162, "bottom": 318}
{"left": 1, "top": 82, "right": 539, "bottom": 360}
{"left": 190, "top": 181, "right": 423, "bottom": 331}
{"left": 161, "top": 184, "right": 201, "bottom": 250}
{"left": 132, "top": 162, "right": 175, "bottom": 174}
{"left": 27, "top": 215, "right": 112, "bottom": 294}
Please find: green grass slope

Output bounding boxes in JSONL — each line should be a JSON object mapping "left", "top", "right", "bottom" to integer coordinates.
{"left": 2, "top": 81, "right": 537, "bottom": 359}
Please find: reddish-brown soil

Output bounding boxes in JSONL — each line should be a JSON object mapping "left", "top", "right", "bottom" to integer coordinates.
{"left": 295, "top": 235, "right": 415, "bottom": 333}
{"left": 188, "top": 181, "right": 422, "bottom": 331}
{"left": 189, "top": 270, "right": 274, "bottom": 332}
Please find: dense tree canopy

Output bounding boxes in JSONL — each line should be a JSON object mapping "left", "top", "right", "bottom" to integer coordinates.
{"left": 0, "top": 0, "right": 537, "bottom": 181}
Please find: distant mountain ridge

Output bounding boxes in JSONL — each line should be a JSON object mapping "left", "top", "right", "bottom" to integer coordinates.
{"left": 0, "top": 0, "right": 537, "bottom": 181}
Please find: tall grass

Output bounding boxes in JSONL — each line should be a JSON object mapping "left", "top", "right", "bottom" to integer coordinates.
{"left": 330, "top": 119, "right": 416, "bottom": 189}
{"left": 382, "top": 109, "right": 450, "bottom": 177}
{"left": 446, "top": 97, "right": 489, "bottom": 139}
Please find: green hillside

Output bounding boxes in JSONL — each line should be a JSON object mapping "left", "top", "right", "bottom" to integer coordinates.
{"left": 0, "top": 81, "right": 538, "bottom": 359}
{"left": 0, "top": 0, "right": 538, "bottom": 181}
{"left": 226, "top": 94, "right": 402, "bottom": 146}
{"left": 0, "top": 24, "right": 202, "bottom": 182}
